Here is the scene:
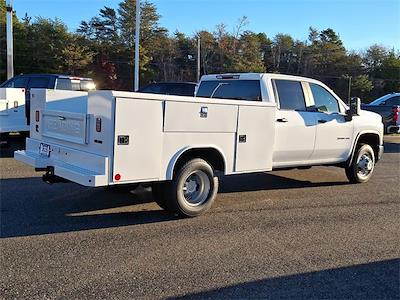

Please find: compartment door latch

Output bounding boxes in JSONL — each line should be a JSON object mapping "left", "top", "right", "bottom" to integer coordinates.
{"left": 200, "top": 106, "right": 208, "bottom": 118}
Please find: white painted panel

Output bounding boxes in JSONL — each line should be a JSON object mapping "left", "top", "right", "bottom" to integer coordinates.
{"left": 164, "top": 101, "right": 238, "bottom": 133}
{"left": 311, "top": 112, "right": 353, "bottom": 161}
{"left": 235, "top": 105, "right": 276, "bottom": 172}
{"left": 161, "top": 132, "right": 236, "bottom": 180}
{"left": 0, "top": 88, "right": 28, "bottom": 133}
{"left": 113, "top": 98, "right": 163, "bottom": 182}
{"left": 272, "top": 110, "right": 316, "bottom": 165}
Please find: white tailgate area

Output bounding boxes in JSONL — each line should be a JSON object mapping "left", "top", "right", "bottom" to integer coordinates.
{"left": 15, "top": 89, "right": 109, "bottom": 187}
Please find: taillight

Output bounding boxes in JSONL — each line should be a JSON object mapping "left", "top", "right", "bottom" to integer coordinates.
{"left": 392, "top": 106, "right": 399, "bottom": 123}
{"left": 96, "top": 117, "right": 102, "bottom": 132}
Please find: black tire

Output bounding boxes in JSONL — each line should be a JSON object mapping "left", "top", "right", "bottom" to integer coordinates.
{"left": 345, "top": 144, "right": 375, "bottom": 183}
{"left": 164, "top": 158, "right": 219, "bottom": 217}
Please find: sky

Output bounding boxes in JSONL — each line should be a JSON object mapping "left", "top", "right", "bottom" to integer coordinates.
{"left": 12, "top": 0, "right": 400, "bottom": 51}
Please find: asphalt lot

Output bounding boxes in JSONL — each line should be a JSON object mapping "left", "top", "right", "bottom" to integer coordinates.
{"left": 1, "top": 136, "right": 399, "bottom": 299}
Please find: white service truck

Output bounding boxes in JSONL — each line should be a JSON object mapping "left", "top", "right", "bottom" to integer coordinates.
{"left": 0, "top": 88, "right": 28, "bottom": 135}
{"left": 15, "top": 73, "right": 384, "bottom": 217}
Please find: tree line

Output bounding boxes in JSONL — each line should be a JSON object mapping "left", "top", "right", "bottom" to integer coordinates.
{"left": 0, "top": 0, "right": 399, "bottom": 101}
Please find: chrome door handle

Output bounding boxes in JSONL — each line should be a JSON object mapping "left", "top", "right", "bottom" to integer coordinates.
{"left": 276, "top": 118, "right": 288, "bottom": 123}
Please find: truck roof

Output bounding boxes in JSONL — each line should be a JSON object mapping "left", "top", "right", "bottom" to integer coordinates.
{"left": 200, "top": 73, "right": 323, "bottom": 84}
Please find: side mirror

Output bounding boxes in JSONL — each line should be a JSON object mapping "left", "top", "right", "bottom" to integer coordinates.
{"left": 346, "top": 97, "right": 361, "bottom": 121}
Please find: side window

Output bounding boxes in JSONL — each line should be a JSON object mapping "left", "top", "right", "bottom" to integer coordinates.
{"left": 28, "top": 77, "right": 50, "bottom": 88}
{"left": 4, "top": 77, "right": 28, "bottom": 88}
{"left": 385, "top": 96, "right": 400, "bottom": 106}
{"left": 56, "top": 78, "right": 72, "bottom": 90}
{"left": 274, "top": 80, "right": 306, "bottom": 111}
{"left": 310, "top": 83, "right": 339, "bottom": 113}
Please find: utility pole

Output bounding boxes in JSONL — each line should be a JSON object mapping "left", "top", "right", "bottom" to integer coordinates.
{"left": 197, "top": 36, "right": 201, "bottom": 82}
{"left": 347, "top": 76, "right": 352, "bottom": 104}
{"left": 6, "top": 0, "right": 14, "bottom": 79}
{"left": 134, "top": 0, "right": 140, "bottom": 91}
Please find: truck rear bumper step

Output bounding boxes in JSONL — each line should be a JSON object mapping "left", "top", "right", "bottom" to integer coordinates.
{"left": 15, "top": 150, "right": 108, "bottom": 187}
{"left": 14, "top": 138, "right": 109, "bottom": 187}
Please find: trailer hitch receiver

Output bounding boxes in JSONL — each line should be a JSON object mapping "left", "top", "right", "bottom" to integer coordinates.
{"left": 42, "top": 167, "right": 69, "bottom": 184}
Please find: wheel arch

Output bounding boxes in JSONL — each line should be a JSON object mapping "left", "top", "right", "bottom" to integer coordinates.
{"left": 347, "top": 130, "right": 382, "bottom": 166}
{"left": 166, "top": 145, "right": 227, "bottom": 180}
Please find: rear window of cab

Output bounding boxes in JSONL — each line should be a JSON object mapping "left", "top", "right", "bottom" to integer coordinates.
{"left": 196, "top": 80, "right": 262, "bottom": 101}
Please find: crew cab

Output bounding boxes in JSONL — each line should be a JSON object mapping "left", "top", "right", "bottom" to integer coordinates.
{"left": 15, "top": 73, "right": 384, "bottom": 217}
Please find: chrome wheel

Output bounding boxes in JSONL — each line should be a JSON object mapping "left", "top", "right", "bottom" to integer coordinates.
{"left": 182, "top": 170, "right": 211, "bottom": 206}
{"left": 357, "top": 153, "right": 373, "bottom": 178}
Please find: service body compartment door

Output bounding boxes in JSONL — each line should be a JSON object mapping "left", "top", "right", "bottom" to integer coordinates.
{"left": 235, "top": 105, "right": 275, "bottom": 172}
{"left": 113, "top": 98, "right": 163, "bottom": 182}
{"left": 164, "top": 101, "right": 238, "bottom": 133}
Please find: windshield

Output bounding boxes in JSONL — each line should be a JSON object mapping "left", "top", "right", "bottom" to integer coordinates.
{"left": 196, "top": 80, "right": 262, "bottom": 101}
{"left": 369, "top": 95, "right": 391, "bottom": 105}
{"left": 0, "top": 77, "right": 29, "bottom": 88}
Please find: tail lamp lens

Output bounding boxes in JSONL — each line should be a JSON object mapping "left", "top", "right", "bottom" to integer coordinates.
{"left": 392, "top": 106, "right": 399, "bottom": 123}
{"left": 96, "top": 117, "right": 102, "bottom": 132}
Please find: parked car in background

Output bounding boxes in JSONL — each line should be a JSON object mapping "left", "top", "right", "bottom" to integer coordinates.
{"left": 139, "top": 82, "right": 197, "bottom": 96}
{"left": 362, "top": 93, "right": 400, "bottom": 133}
{"left": 0, "top": 74, "right": 96, "bottom": 91}
{"left": 0, "top": 74, "right": 95, "bottom": 140}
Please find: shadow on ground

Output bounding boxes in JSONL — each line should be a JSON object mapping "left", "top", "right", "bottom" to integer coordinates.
{"left": 1, "top": 171, "right": 350, "bottom": 238}
{"left": 174, "top": 259, "right": 400, "bottom": 299}
{"left": 1, "top": 137, "right": 398, "bottom": 238}
{"left": 384, "top": 142, "right": 400, "bottom": 154}
{"left": 218, "top": 172, "right": 348, "bottom": 194}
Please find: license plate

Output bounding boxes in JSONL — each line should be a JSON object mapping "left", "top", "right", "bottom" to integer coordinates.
{"left": 39, "top": 143, "right": 51, "bottom": 157}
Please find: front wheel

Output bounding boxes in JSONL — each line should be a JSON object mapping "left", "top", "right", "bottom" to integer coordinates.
{"left": 164, "top": 158, "right": 219, "bottom": 217}
{"left": 345, "top": 144, "right": 375, "bottom": 183}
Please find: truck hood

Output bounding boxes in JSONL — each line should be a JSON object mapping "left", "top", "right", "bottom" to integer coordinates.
{"left": 359, "top": 109, "right": 383, "bottom": 122}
